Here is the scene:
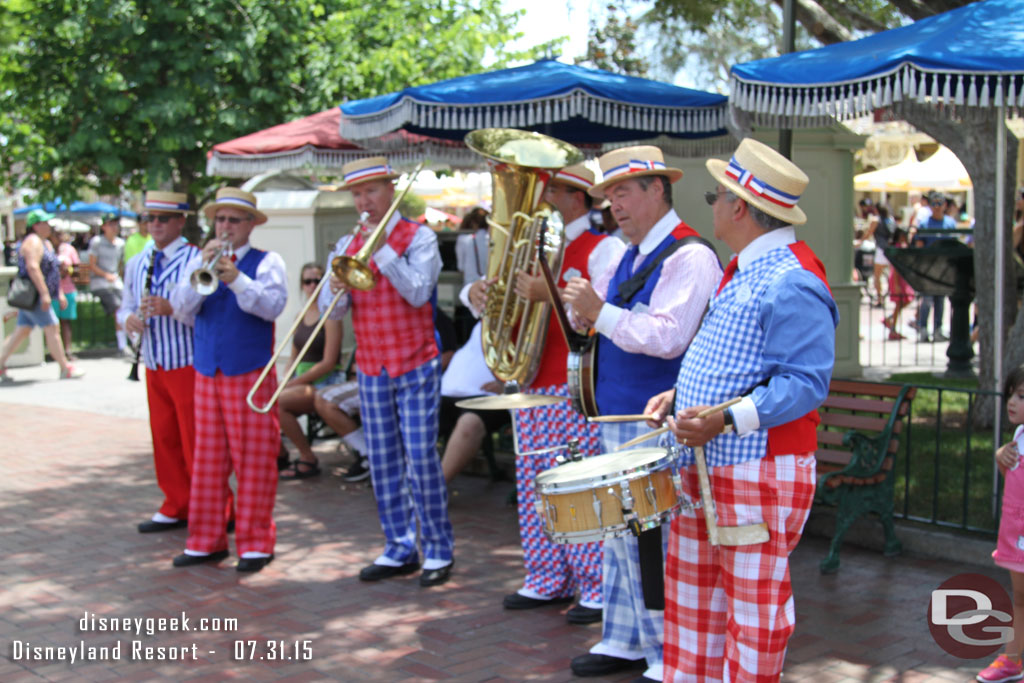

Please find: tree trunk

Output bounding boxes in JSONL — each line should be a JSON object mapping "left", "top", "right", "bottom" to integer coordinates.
{"left": 898, "top": 103, "right": 1019, "bottom": 427}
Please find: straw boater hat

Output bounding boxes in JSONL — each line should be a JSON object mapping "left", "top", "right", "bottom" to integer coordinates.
{"left": 339, "top": 156, "right": 401, "bottom": 191}
{"left": 143, "top": 191, "right": 193, "bottom": 215}
{"left": 202, "top": 187, "right": 267, "bottom": 225}
{"left": 706, "top": 138, "right": 808, "bottom": 226}
{"left": 552, "top": 163, "right": 597, "bottom": 193}
{"left": 588, "top": 146, "right": 684, "bottom": 199}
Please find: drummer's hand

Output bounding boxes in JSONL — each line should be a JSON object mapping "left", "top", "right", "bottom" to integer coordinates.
{"left": 514, "top": 270, "right": 548, "bottom": 302}
{"left": 667, "top": 406, "right": 725, "bottom": 448}
{"left": 561, "top": 277, "right": 603, "bottom": 325}
{"left": 643, "top": 389, "right": 675, "bottom": 428}
{"left": 468, "top": 278, "right": 491, "bottom": 313}
{"left": 329, "top": 274, "right": 348, "bottom": 295}
{"left": 481, "top": 380, "right": 505, "bottom": 394}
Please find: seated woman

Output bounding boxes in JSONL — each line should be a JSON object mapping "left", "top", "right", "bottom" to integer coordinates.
{"left": 279, "top": 262, "right": 345, "bottom": 479}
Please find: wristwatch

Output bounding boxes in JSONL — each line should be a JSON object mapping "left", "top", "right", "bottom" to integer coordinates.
{"left": 722, "top": 408, "right": 735, "bottom": 433}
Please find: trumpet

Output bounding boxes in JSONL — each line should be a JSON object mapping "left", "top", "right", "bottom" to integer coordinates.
{"left": 190, "top": 243, "right": 234, "bottom": 295}
{"left": 246, "top": 162, "right": 425, "bottom": 414}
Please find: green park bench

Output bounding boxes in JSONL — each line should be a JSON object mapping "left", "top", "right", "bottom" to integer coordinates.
{"left": 814, "top": 379, "right": 917, "bottom": 573}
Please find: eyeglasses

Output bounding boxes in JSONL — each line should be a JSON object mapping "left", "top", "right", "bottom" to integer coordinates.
{"left": 301, "top": 278, "right": 320, "bottom": 286}
{"left": 214, "top": 215, "right": 252, "bottom": 225}
{"left": 141, "top": 214, "right": 177, "bottom": 224}
{"left": 704, "top": 190, "right": 727, "bottom": 206}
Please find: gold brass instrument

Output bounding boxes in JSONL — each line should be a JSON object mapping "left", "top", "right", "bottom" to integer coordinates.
{"left": 190, "top": 243, "right": 234, "bottom": 296}
{"left": 333, "top": 161, "right": 425, "bottom": 292}
{"left": 247, "top": 162, "right": 425, "bottom": 414}
{"left": 464, "top": 128, "right": 584, "bottom": 386}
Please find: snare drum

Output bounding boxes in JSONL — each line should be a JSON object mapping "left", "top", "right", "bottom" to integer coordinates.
{"left": 534, "top": 447, "right": 683, "bottom": 544}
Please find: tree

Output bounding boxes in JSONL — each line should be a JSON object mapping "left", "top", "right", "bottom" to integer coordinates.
{"left": 576, "top": 3, "right": 648, "bottom": 77}
{"left": 0, "top": 0, "right": 550, "bottom": 206}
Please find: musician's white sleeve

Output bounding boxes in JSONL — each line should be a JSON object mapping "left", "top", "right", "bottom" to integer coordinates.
{"left": 458, "top": 278, "right": 483, "bottom": 318}
{"left": 319, "top": 236, "right": 352, "bottom": 320}
{"left": 228, "top": 250, "right": 288, "bottom": 321}
{"left": 373, "top": 225, "right": 441, "bottom": 308}
{"left": 169, "top": 253, "right": 205, "bottom": 319}
{"left": 115, "top": 251, "right": 143, "bottom": 327}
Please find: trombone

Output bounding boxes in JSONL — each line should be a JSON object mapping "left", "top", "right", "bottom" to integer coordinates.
{"left": 246, "top": 162, "right": 425, "bottom": 414}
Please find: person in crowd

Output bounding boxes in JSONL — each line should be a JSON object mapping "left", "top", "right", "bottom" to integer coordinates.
{"left": 123, "top": 215, "right": 153, "bottom": 264}
{"left": 170, "top": 187, "right": 287, "bottom": 573}
{"left": 319, "top": 156, "right": 454, "bottom": 588}
{"left": 48, "top": 228, "right": 81, "bottom": 358}
{"left": 437, "top": 320, "right": 507, "bottom": 483}
{"left": 88, "top": 213, "right": 128, "bottom": 355}
{"left": 912, "top": 191, "right": 957, "bottom": 343}
{"left": 908, "top": 190, "right": 932, "bottom": 228}
{"left": 312, "top": 376, "right": 368, "bottom": 481}
{"left": 471, "top": 162, "right": 624, "bottom": 624}
{"left": 645, "top": 137, "right": 837, "bottom": 682}
{"left": 869, "top": 204, "right": 894, "bottom": 309}
{"left": 882, "top": 227, "right": 914, "bottom": 341}
{"left": 562, "top": 145, "right": 721, "bottom": 682}
{"left": 453, "top": 206, "right": 490, "bottom": 343}
{"left": 976, "top": 364, "right": 1024, "bottom": 683}
{"left": 117, "top": 191, "right": 207, "bottom": 533}
{"left": 278, "top": 262, "right": 345, "bottom": 480}
{"left": 0, "top": 209, "right": 84, "bottom": 381}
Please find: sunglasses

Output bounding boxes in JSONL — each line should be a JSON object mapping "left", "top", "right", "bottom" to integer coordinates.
{"left": 214, "top": 215, "right": 252, "bottom": 225}
{"left": 301, "top": 278, "right": 320, "bottom": 286}
{"left": 704, "top": 190, "right": 728, "bottom": 206}
{"left": 141, "top": 214, "right": 177, "bottom": 224}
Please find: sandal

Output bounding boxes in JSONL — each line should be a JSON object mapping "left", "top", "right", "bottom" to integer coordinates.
{"left": 280, "top": 459, "right": 321, "bottom": 479}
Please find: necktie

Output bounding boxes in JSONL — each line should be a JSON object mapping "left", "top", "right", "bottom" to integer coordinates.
{"left": 230, "top": 253, "right": 237, "bottom": 263}
{"left": 625, "top": 244, "right": 640, "bottom": 275}
{"left": 151, "top": 251, "right": 164, "bottom": 282}
{"left": 717, "top": 257, "right": 739, "bottom": 295}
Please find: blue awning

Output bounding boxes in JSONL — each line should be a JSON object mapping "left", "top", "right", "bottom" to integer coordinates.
{"left": 730, "top": 0, "right": 1024, "bottom": 125}
{"left": 14, "top": 200, "right": 137, "bottom": 218}
{"left": 340, "top": 59, "right": 728, "bottom": 143}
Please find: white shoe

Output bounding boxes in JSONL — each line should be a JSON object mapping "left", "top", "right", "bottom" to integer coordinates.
{"left": 60, "top": 364, "right": 85, "bottom": 379}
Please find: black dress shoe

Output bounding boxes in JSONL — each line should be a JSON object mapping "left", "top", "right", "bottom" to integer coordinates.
{"left": 570, "top": 653, "right": 646, "bottom": 677}
{"left": 419, "top": 561, "right": 453, "bottom": 587}
{"left": 138, "top": 519, "right": 187, "bottom": 533}
{"left": 172, "top": 550, "right": 229, "bottom": 567}
{"left": 502, "top": 592, "right": 574, "bottom": 610}
{"left": 566, "top": 604, "right": 602, "bottom": 625}
{"left": 358, "top": 560, "right": 420, "bottom": 581}
{"left": 236, "top": 554, "right": 274, "bottom": 573}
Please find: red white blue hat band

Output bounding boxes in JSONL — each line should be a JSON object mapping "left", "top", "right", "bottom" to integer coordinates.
{"left": 344, "top": 164, "right": 394, "bottom": 184}
{"left": 603, "top": 159, "right": 666, "bottom": 181}
{"left": 554, "top": 169, "right": 594, "bottom": 188}
{"left": 214, "top": 195, "right": 258, "bottom": 211}
{"left": 724, "top": 157, "right": 800, "bottom": 209}
{"left": 145, "top": 199, "right": 190, "bottom": 211}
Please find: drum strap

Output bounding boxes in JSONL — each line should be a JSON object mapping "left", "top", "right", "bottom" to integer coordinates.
{"left": 617, "top": 235, "right": 719, "bottom": 304}
{"left": 637, "top": 526, "right": 665, "bottom": 610}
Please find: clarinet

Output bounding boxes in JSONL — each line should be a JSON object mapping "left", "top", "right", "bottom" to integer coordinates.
{"left": 127, "top": 251, "right": 158, "bottom": 382}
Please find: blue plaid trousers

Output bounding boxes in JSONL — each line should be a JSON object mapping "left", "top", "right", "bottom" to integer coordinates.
{"left": 358, "top": 358, "right": 454, "bottom": 564}
{"left": 590, "top": 422, "right": 668, "bottom": 679}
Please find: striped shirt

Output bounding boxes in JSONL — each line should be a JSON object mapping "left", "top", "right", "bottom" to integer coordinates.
{"left": 117, "top": 237, "right": 198, "bottom": 371}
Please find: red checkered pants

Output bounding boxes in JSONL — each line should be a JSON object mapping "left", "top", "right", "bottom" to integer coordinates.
{"left": 663, "top": 454, "right": 815, "bottom": 683}
{"left": 186, "top": 369, "right": 280, "bottom": 556}
{"left": 145, "top": 365, "right": 196, "bottom": 520}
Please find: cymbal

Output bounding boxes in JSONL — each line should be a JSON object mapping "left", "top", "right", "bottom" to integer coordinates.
{"left": 455, "top": 393, "right": 566, "bottom": 410}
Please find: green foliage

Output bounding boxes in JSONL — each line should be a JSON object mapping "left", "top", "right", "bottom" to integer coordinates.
{"left": 0, "top": 0, "right": 547, "bottom": 202}
{"left": 399, "top": 192, "right": 426, "bottom": 219}
{"left": 576, "top": 2, "right": 648, "bottom": 77}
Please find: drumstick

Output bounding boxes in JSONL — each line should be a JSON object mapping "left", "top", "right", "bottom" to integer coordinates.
{"left": 614, "top": 397, "right": 743, "bottom": 451}
{"left": 587, "top": 414, "right": 654, "bottom": 423}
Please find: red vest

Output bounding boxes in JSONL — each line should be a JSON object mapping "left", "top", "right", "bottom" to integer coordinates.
{"left": 718, "top": 241, "right": 832, "bottom": 456}
{"left": 530, "top": 229, "right": 608, "bottom": 388}
{"left": 347, "top": 218, "right": 438, "bottom": 377}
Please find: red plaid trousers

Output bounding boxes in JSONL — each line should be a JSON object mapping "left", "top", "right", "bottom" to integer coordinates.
{"left": 186, "top": 369, "right": 280, "bottom": 556}
{"left": 663, "top": 454, "right": 815, "bottom": 683}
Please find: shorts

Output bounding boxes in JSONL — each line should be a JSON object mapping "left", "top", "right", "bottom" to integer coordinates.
{"left": 92, "top": 288, "right": 122, "bottom": 315}
{"left": 439, "top": 394, "right": 511, "bottom": 438}
{"left": 317, "top": 380, "right": 360, "bottom": 416}
{"left": 53, "top": 291, "right": 77, "bottom": 320}
{"left": 17, "top": 304, "right": 58, "bottom": 328}
{"left": 293, "top": 361, "right": 345, "bottom": 387}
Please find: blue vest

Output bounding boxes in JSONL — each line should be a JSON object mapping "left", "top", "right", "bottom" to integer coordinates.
{"left": 194, "top": 249, "right": 273, "bottom": 378}
{"left": 596, "top": 230, "right": 688, "bottom": 415}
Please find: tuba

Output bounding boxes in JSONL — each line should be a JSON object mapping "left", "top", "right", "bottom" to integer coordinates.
{"left": 465, "top": 128, "right": 584, "bottom": 386}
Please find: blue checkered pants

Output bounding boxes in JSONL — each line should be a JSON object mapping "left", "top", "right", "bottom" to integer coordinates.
{"left": 590, "top": 422, "right": 668, "bottom": 680}
{"left": 514, "top": 383, "right": 603, "bottom": 604}
{"left": 358, "top": 359, "right": 453, "bottom": 564}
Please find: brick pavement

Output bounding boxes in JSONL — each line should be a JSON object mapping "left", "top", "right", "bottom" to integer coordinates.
{"left": 0, "top": 393, "right": 1000, "bottom": 682}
